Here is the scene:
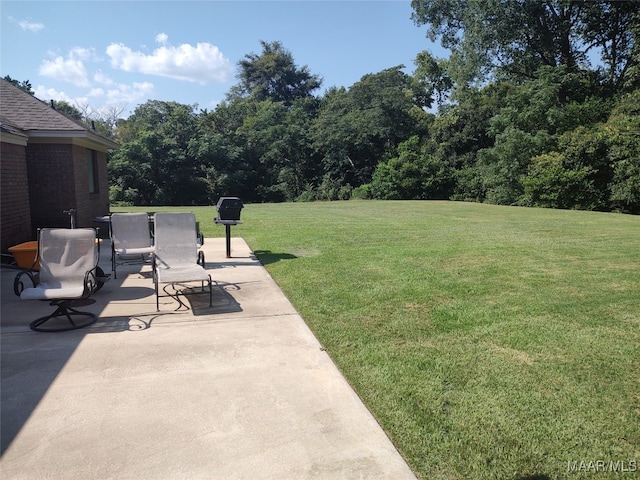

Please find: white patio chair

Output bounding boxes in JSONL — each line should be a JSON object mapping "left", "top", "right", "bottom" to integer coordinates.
{"left": 14, "top": 228, "right": 102, "bottom": 332}
{"left": 153, "top": 212, "right": 212, "bottom": 311}
{"left": 110, "top": 212, "right": 155, "bottom": 278}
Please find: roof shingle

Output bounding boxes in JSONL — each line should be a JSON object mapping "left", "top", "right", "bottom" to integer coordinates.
{"left": 0, "top": 78, "right": 118, "bottom": 150}
{"left": 0, "top": 78, "right": 88, "bottom": 132}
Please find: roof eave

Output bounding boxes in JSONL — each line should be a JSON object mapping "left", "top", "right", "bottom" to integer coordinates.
{"left": 26, "top": 130, "right": 120, "bottom": 151}
{"left": 0, "top": 130, "right": 29, "bottom": 146}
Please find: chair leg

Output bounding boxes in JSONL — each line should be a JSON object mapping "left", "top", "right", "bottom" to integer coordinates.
{"left": 30, "top": 301, "right": 98, "bottom": 332}
{"left": 111, "top": 245, "right": 117, "bottom": 279}
{"left": 154, "top": 278, "right": 213, "bottom": 311}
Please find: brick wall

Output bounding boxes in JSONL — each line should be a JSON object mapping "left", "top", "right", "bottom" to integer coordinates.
{"left": 0, "top": 142, "right": 32, "bottom": 251}
{"left": 3, "top": 141, "right": 111, "bottom": 249}
{"left": 72, "top": 145, "right": 110, "bottom": 228}
{"left": 24, "top": 143, "right": 110, "bottom": 234}
{"left": 26, "top": 143, "right": 76, "bottom": 231}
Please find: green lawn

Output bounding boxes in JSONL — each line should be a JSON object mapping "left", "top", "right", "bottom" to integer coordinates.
{"left": 114, "top": 201, "right": 640, "bottom": 479}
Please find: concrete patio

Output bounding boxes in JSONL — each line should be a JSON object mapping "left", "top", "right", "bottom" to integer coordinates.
{"left": 1, "top": 237, "right": 416, "bottom": 479}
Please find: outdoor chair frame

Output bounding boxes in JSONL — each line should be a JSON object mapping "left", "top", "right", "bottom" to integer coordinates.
{"left": 14, "top": 228, "right": 105, "bottom": 332}
{"left": 110, "top": 212, "right": 155, "bottom": 279}
{"left": 152, "top": 212, "right": 212, "bottom": 311}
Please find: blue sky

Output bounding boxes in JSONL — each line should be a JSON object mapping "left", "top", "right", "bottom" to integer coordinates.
{"left": 1, "top": 0, "right": 447, "bottom": 119}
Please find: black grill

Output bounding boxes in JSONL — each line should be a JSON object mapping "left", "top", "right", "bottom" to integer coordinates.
{"left": 216, "top": 197, "right": 243, "bottom": 221}
{"left": 214, "top": 197, "right": 243, "bottom": 257}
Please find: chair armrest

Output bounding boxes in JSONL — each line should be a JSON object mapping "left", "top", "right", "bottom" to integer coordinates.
{"left": 83, "top": 267, "right": 100, "bottom": 297}
{"left": 14, "top": 270, "right": 38, "bottom": 296}
{"left": 83, "top": 265, "right": 110, "bottom": 296}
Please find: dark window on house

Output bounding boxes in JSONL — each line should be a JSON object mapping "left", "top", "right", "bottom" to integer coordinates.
{"left": 88, "top": 149, "right": 99, "bottom": 193}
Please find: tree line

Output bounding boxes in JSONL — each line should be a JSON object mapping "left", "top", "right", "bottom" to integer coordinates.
{"left": 9, "top": 1, "right": 639, "bottom": 213}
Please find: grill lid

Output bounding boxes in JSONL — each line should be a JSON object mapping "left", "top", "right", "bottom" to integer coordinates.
{"left": 216, "top": 197, "right": 243, "bottom": 210}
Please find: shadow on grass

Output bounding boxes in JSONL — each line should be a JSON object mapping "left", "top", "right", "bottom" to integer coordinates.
{"left": 253, "top": 250, "right": 298, "bottom": 265}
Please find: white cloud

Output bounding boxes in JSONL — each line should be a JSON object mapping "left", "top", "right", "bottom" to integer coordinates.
{"left": 94, "top": 71, "right": 115, "bottom": 86}
{"left": 34, "top": 86, "right": 97, "bottom": 115}
{"left": 69, "top": 47, "right": 96, "bottom": 61}
{"left": 9, "top": 16, "right": 45, "bottom": 32}
{"left": 39, "top": 56, "right": 89, "bottom": 86}
{"left": 38, "top": 47, "right": 97, "bottom": 87}
{"left": 85, "top": 73, "right": 155, "bottom": 104}
{"left": 34, "top": 80, "right": 154, "bottom": 118}
{"left": 20, "top": 20, "right": 45, "bottom": 32}
{"left": 105, "top": 81, "right": 155, "bottom": 104}
{"left": 87, "top": 87, "right": 106, "bottom": 98}
{"left": 155, "top": 33, "right": 169, "bottom": 45}
{"left": 106, "top": 35, "right": 233, "bottom": 84}
{"left": 34, "top": 85, "right": 75, "bottom": 104}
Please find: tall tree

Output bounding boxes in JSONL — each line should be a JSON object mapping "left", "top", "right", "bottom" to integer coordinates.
{"left": 411, "top": 0, "right": 639, "bottom": 90}
{"left": 413, "top": 50, "right": 453, "bottom": 107}
{"left": 312, "top": 67, "right": 427, "bottom": 189}
{"left": 580, "top": 1, "right": 640, "bottom": 91}
{"left": 109, "top": 100, "right": 209, "bottom": 205}
{"left": 51, "top": 100, "right": 83, "bottom": 122}
{"left": 607, "top": 90, "right": 640, "bottom": 212}
{"left": 233, "top": 40, "right": 322, "bottom": 106}
{"left": 366, "top": 135, "right": 453, "bottom": 200}
{"left": 3, "top": 75, "right": 34, "bottom": 95}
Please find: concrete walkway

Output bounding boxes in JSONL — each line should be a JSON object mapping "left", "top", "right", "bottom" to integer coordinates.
{"left": 1, "top": 237, "right": 416, "bottom": 479}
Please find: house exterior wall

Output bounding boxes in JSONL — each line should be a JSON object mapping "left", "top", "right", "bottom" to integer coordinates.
{"left": 97, "top": 151, "right": 110, "bottom": 212}
{"left": 71, "top": 144, "right": 110, "bottom": 228}
{"left": 26, "top": 143, "right": 78, "bottom": 232}
{"left": 0, "top": 141, "right": 32, "bottom": 251}
{"left": 25, "top": 143, "right": 110, "bottom": 234}
{"left": 1, "top": 79, "right": 118, "bottom": 252}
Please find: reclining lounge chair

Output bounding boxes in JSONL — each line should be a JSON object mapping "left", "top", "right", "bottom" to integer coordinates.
{"left": 153, "top": 212, "right": 212, "bottom": 311}
{"left": 110, "top": 212, "right": 155, "bottom": 279}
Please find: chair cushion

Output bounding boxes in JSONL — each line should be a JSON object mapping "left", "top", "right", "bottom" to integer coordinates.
{"left": 115, "top": 246, "right": 155, "bottom": 255}
{"left": 21, "top": 286, "right": 85, "bottom": 300}
{"left": 155, "top": 265, "right": 210, "bottom": 284}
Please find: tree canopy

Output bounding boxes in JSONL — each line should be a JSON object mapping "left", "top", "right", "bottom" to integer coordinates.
{"left": 88, "top": 3, "right": 640, "bottom": 213}
{"left": 411, "top": 0, "right": 639, "bottom": 90}
{"left": 3, "top": 75, "right": 34, "bottom": 95}
{"left": 232, "top": 40, "right": 322, "bottom": 106}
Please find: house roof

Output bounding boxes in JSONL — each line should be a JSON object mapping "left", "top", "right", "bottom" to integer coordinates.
{"left": 0, "top": 116, "right": 27, "bottom": 136}
{"left": 0, "top": 78, "right": 119, "bottom": 151}
{"left": 0, "top": 115, "right": 29, "bottom": 146}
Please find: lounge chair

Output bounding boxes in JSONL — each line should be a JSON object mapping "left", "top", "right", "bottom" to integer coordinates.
{"left": 153, "top": 212, "right": 212, "bottom": 311}
{"left": 110, "top": 212, "right": 155, "bottom": 278}
{"left": 14, "top": 228, "right": 103, "bottom": 332}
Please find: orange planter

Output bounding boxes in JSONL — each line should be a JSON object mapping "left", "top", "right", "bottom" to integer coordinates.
{"left": 8, "top": 241, "right": 39, "bottom": 270}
